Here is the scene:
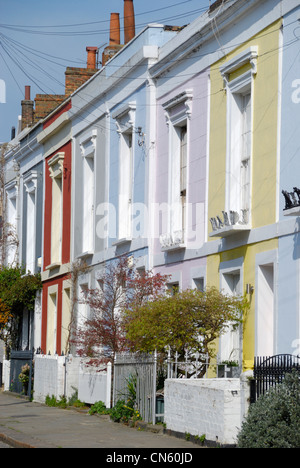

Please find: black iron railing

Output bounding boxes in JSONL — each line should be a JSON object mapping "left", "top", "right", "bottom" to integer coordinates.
{"left": 250, "top": 354, "right": 300, "bottom": 404}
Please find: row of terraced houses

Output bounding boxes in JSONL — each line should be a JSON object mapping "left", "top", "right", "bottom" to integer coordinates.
{"left": 1, "top": 0, "right": 300, "bottom": 445}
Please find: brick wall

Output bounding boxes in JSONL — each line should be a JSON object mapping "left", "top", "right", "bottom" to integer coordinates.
{"left": 164, "top": 378, "right": 243, "bottom": 446}
{"left": 32, "top": 355, "right": 110, "bottom": 406}
{"left": 30, "top": 66, "right": 97, "bottom": 126}
{"left": 65, "top": 67, "right": 97, "bottom": 96}
{"left": 21, "top": 99, "right": 35, "bottom": 130}
{"left": 34, "top": 94, "right": 66, "bottom": 123}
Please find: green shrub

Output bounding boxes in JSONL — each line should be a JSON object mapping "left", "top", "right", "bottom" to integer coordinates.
{"left": 237, "top": 371, "right": 300, "bottom": 448}
{"left": 45, "top": 389, "right": 88, "bottom": 410}
{"left": 89, "top": 400, "right": 111, "bottom": 415}
{"left": 109, "top": 399, "right": 134, "bottom": 423}
{"left": 89, "top": 399, "right": 142, "bottom": 425}
{"left": 45, "top": 394, "right": 68, "bottom": 409}
{"left": 67, "top": 389, "right": 87, "bottom": 409}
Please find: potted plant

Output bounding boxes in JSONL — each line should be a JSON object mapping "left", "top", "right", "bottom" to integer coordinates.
{"left": 217, "top": 360, "right": 240, "bottom": 378}
{"left": 18, "top": 362, "right": 34, "bottom": 395}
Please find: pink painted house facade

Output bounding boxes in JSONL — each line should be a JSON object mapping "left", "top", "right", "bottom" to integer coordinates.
{"left": 150, "top": 63, "right": 210, "bottom": 291}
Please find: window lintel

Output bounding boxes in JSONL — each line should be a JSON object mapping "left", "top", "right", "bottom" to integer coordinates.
{"left": 112, "top": 102, "right": 136, "bottom": 134}
{"left": 220, "top": 46, "right": 258, "bottom": 86}
{"left": 163, "top": 89, "right": 193, "bottom": 123}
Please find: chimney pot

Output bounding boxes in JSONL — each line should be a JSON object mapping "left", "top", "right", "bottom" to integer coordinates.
{"left": 86, "top": 46, "right": 98, "bottom": 69}
{"left": 25, "top": 85, "right": 31, "bottom": 101}
{"left": 102, "top": 13, "right": 123, "bottom": 66}
{"left": 110, "top": 13, "right": 121, "bottom": 46}
{"left": 124, "top": 0, "right": 135, "bottom": 44}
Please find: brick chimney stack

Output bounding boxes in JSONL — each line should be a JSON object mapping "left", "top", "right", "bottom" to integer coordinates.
{"left": 65, "top": 47, "right": 98, "bottom": 96}
{"left": 21, "top": 86, "right": 35, "bottom": 131}
{"left": 124, "top": 0, "right": 135, "bottom": 44}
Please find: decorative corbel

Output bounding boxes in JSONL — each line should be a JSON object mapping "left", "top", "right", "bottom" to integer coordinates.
{"left": 80, "top": 130, "right": 97, "bottom": 157}
{"left": 48, "top": 152, "right": 65, "bottom": 179}
{"left": 184, "top": 94, "right": 193, "bottom": 120}
{"left": 23, "top": 170, "right": 38, "bottom": 194}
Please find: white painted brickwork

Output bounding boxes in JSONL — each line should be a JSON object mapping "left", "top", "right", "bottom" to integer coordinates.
{"left": 32, "top": 355, "right": 110, "bottom": 406}
{"left": 164, "top": 378, "right": 243, "bottom": 446}
{"left": 33, "top": 354, "right": 66, "bottom": 403}
{"left": 3, "top": 360, "right": 10, "bottom": 391}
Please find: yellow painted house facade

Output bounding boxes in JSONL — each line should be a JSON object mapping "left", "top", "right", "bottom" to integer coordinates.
{"left": 207, "top": 20, "right": 282, "bottom": 371}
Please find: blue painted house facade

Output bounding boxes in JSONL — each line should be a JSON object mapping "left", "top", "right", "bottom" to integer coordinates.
{"left": 3, "top": 115, "right": 44, "bottom": 350}
{"left": 70, "top": 23, "right": 179, "bottom": 334}
{"left": 278, "top": 1, "right": 300, "bottom": 356}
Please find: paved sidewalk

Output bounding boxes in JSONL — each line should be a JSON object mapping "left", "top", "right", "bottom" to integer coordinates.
{"left": 0, "top": 390, "right": 200, "bottom": 449}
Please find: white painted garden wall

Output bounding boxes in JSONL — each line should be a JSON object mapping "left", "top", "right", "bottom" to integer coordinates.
{"left": 33, "top": 354, "right": 111, "bottom": 407}
{"left": 33, "top": 354, "right": 74, "bottom": 403}
{"left": 164, "top": 373, "right": 252, "bottom": 446}
{"left": 2, "top": 360, "right": 10, "bottom": 391}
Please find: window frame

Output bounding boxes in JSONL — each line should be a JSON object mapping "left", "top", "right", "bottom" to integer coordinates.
{"left": 23, "top": 170, "right": 38, "bottom": 273}
{"left": 219, "top": 257, "right": 244, "bottom": 365}
{"left": 160, "top": 90, "right": 193, "bottom": 251}
{"left": 47, "top": 152, "right": 65, "bottom": 268}
{"left": 112, "top": 102, "right": 136, "bottom": 245}
{"left": 210, "top": 47, "right": 258, "bottom": 238}
{"left": 222, "top": 47, "right": 257, "bottom": 226}
{"left": 80, "top": 129, "right": 97, "bottom": 256}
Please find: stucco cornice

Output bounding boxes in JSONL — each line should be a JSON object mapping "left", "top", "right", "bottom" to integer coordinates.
{"left": 70, "top": 46, "right": 158, "bottom": 123}
{"left": 149, "top": 0, "right": 271, "bottom": 79}
{"left": 37, "top": 112, "right": 71, "bottom": 144}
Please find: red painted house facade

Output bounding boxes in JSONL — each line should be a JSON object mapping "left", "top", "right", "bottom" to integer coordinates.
{"left": 38, "top": 101, "right": 73, "bottom": 356}
{"left": 35, "top": 48, "right": 98, "bottom": 356}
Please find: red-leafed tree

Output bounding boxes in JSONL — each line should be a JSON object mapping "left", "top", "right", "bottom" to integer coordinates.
{"left": 71, "top": 256, "right": 169, "bottom": 367}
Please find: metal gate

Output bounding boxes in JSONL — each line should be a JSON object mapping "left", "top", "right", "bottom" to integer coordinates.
{"left": 250, "top": 354, "right": 300, "bottom": 403}
{"left": 10, "top": 349, "right": 34, "bottom": 397}
{"left": 113, "top": 352, "right": 159, "bottom": 425}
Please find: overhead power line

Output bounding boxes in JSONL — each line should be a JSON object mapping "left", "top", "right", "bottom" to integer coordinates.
{"left": 0, "top": 1, "right": 197, "bottom": 28}
{"left": 0, "top": 7, "right": 209, "bottom": 37}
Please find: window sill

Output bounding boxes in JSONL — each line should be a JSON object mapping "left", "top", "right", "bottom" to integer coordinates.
{"left": 161, "top": 243, "right": 186, "bottom": 252}
{"left": 45, "top": 262, "right": 61, "bottom": 271}
{"left": 77, "top": 251, "right": 94, "bottom": 259}
{"left": 112, "top": 238, "right": 132, "bottom": 247}
{"left": 209, "top": 224, "right": 251, "bottom": 238}
{"left": 283, "top": 207, "right": 300, "bottom": 217}
{"left": 160, "top": 232, "right": 185, "bottom": 252}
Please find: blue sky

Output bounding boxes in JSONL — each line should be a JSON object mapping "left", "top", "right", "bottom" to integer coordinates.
{"left": 0, "top": 0, "right": 211, "bottom": 143}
